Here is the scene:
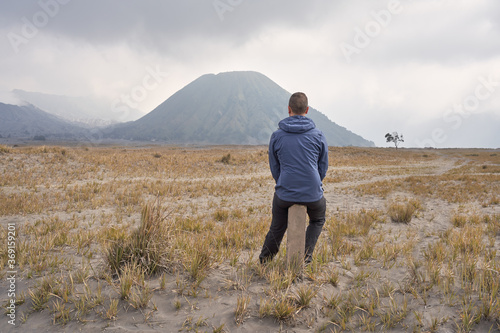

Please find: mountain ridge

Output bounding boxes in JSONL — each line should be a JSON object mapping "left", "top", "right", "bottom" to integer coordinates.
{"left": 107, "top": 71, "right": 375, "bottom": 146}
{"left": 0, "top": 102, "right": 87, "bottom": 139}
{"left": 12, "top": 89, "right": 144, "bottom": 126}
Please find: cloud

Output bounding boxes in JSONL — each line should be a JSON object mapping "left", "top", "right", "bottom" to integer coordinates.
{"left": 1, "top": 1, "right": 341, "bottom": 56}
{"left": 0, "top": 0, "right": 498, "bottom": 147}
{"left": 334, "top": 0, "right": 500, "bottom": 65}
{"left": 0, "top": 91, "right": 26, "bottom": 106}
{"left": 382, "top": 2, "right": 500, "bottom": 63}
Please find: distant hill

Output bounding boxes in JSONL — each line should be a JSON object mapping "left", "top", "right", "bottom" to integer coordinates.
{"left": 12, "top": 89, "right": 144, "bottom": 126}
{"left": 107, "top": 71, "right": 374, "bottom": 146}
{"left": 0, "top": 102, "right": 86, "bottom": 139}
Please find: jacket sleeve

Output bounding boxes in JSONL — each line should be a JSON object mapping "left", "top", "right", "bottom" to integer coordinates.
{"left": 318, "top": 134, "right": 328, "bottom": 181}
{"left": 268, "top": 134, "right": 280, "bottom": 183}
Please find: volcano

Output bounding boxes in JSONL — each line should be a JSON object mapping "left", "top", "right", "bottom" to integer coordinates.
{"left": 108, "top": 71, "right": 374, "bottom": 146}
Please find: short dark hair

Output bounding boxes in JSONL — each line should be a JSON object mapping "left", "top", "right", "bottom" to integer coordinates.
{"left": 289, "top": 92, "right": 308, "bottom": 115}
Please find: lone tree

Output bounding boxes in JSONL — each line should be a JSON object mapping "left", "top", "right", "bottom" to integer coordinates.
{"left": 385, "top": 132, "right": 404, "bottom": 149}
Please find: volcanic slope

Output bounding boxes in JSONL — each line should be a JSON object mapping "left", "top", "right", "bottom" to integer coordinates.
{"left": 108, "top": 71, "right": 375, "bottom": 146}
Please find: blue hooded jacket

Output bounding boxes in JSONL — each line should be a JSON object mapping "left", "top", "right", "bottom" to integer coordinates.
{"left": 269, "top": 115, "right": 328, "bottom": 202}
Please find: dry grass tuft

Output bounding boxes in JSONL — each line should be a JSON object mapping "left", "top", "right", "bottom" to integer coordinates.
{"left": 105, "top": 199, "right": 173, "bottom": 275}
{"left": 387, "top": 198, "right": 420, "bottom": 223}
{"left": 0, "top": 144, "right": 11, "bottom": 153}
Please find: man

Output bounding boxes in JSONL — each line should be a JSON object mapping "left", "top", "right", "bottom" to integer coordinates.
{"left": 259, "top": 92, "right": 328, "bottom": 264}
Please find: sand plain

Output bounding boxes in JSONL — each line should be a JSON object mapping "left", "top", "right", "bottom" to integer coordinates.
{"left": 0, "top": 144, "right": 499, "bottom": 332}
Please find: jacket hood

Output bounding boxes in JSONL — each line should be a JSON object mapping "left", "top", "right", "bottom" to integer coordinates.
{"left": 278, "top": 115, "right": 316, "bottom": 134}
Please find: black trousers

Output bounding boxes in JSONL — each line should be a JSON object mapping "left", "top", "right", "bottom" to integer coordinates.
{"left": 259, "top": 193, "right": 326, "bottom": 263}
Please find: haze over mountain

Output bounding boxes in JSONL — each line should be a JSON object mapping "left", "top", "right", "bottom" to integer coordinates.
{"left": 108, "top": 71, "right": 374, "bottom": 146}
{"left": 0, "top": 102, "right": 87, "bottom": 139}
{"left": 12, "top": 89, "right": 144, "bottom": 127}
{"left": 412, "top": 112, "right": 500, "bottom": 148}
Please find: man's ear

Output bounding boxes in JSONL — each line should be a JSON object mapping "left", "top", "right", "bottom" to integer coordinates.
{"left": 288, "top": 106, "right": 293, "bottom": 116}
{"left": 304, "top": 107, "right": 309, "bottom": 115}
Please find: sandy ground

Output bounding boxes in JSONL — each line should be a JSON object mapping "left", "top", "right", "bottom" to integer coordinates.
{"left": 1, "top": 146, "right": 499, "bottom": 332}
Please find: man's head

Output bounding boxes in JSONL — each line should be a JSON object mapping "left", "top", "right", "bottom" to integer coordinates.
{"left": 288, "top": 92, "right": 309, "bottom": 116}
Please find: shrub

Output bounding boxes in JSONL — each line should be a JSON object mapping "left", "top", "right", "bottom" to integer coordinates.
{"left": 451, "top": 214, "right": 467, "bottom": 228}
{"left": 183, "top": 237, "right": 213, "bottom": 283}
{"left": 387, "top": 199, "right": 419, "bottom": 223}
{"left": 220, "top": 153, "right": 231, "bottom": 164}
{"left": 213, "top": 209, "right": 229, "bottom": 222}
{"left": 105, "top": 199, "right": 173, "bottom": 276}
{"left": 0, "top": 144, "right": 10, "bottom": 153}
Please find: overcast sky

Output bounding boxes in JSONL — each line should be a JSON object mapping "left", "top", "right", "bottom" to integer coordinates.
{"left": 1, "top": 0, "right": 499, "bottom": 147}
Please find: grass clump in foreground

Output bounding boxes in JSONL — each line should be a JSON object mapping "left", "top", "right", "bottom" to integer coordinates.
{"left": 105, "top": 199, "right": 173, "bottom": 276}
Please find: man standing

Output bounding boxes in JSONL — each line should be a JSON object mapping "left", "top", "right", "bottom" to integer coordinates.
{"left": 259, "top": 92, "right": 329, "bottom": 264}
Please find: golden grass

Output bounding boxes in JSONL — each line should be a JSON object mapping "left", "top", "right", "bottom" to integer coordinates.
{"left": 387, "top": 197, "right": 421, "bottom": 223}
{"left": 105, "top": 199, "right": 173, "bottom": 275}
{"left": 0, "top": 145, "right": 499, "bottom": 332}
